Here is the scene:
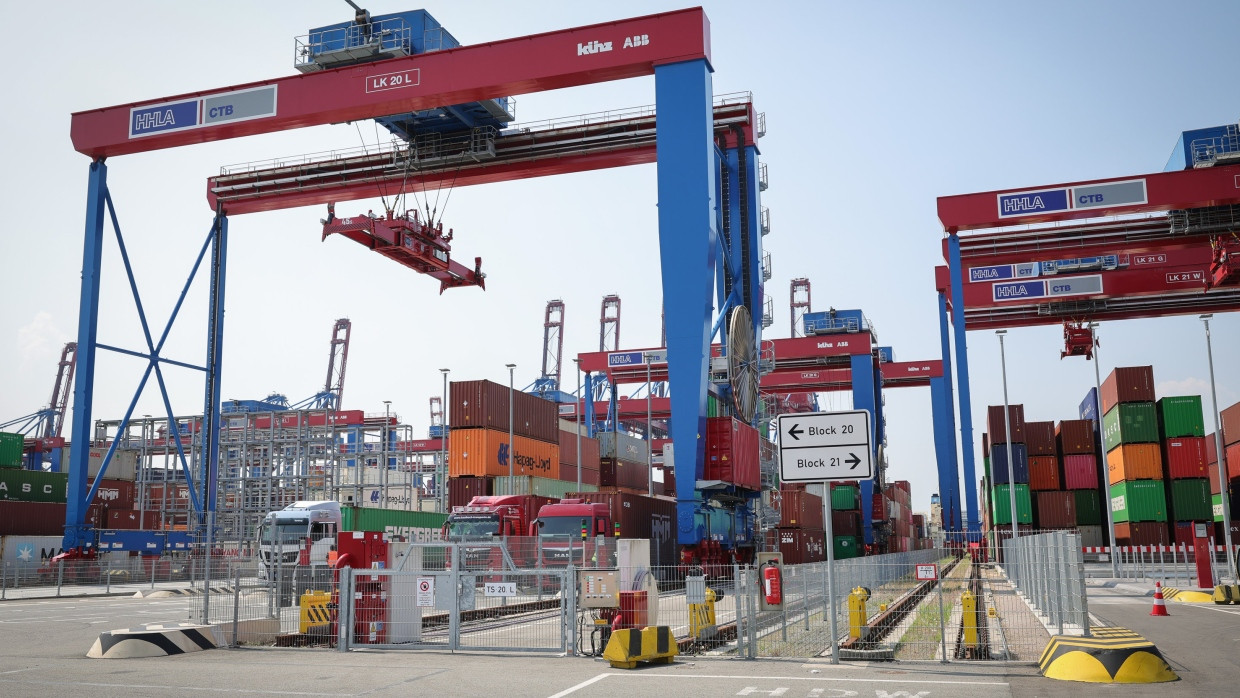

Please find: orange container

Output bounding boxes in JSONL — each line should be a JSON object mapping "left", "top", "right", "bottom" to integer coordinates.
{"left": 1028, "top": 456, "right": 1061, "bottom": 491}
{"left": 1106, "top": 443, "right": 1162, "bottom": 485}
{"left": 448, "top": 427, "right": 559, "bottom": 478}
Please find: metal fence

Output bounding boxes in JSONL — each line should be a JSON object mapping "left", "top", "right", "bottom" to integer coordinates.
{"left": 1, "top": 552, "right": 240, "bottom": 600}
{"left": 1088, "top": 542, "right": 1239, "bottom": 586}
{"left": 1000, "top": 532, "right": 1089, "bottom": 641}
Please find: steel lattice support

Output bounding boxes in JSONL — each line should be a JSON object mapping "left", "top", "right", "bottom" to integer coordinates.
{"left": 790, "top": 278, "right": 811, "bottom": 338}
{"left": 324, "top": 318, "right": 351, "bottom": 409}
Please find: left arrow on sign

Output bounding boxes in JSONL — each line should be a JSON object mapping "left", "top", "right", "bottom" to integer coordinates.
{"left": 787, "top": 424, "right": 804, "bottom": 441}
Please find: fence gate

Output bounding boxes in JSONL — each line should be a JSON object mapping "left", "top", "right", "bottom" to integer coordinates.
{"left": 337, "top": 545, "right": 572, "bottom": 652}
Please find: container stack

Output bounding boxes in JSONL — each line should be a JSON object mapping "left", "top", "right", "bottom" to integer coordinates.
{"left": 986, "top": 405, "right": 1033, "bottom": 539}
{"left": 1057, "top": 419, "right": 1103, "bottom": 546}
{"left": 829, "top": 481, "right": 862, "bottom": 557}
{"left": 1102, "top": 367, "right": 1169, "bottom": 546}
{"left": 1210, "top": 401, "right": 1240, "bottom": 541}
{"left": 765, "top": 485, "right": 827, "bottom": 564}
{"left": 1156, "top": 396, "right": 1211, "bottom": 547}
{"left": 1, "top": 465, "right": 137, "bottom": 536}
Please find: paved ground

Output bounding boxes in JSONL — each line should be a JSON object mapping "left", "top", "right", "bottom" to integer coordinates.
{"left": 1, "top": 579, "right": 1236, "bottom": 696}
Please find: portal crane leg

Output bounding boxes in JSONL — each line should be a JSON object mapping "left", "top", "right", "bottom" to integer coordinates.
{"left": 851, "top": 353, "right": 879, "bottom": 546}
{"left": 654, "top": 59, "right": 717, "bottom": 547}
{"left": 936, "top": 288, "right": 963, "bottom": 535}
{"left": 947, "top": 234, "right": 980, "bottom": 540}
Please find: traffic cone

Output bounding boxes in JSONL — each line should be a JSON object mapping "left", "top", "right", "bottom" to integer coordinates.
{"left": 1150, "top": 581, "right": 1170, "bottom": 616}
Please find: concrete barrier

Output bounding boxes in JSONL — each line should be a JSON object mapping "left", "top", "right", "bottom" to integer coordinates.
{"left": 87, "top": 623, "right": 224, "bottom": 659}
{"left": 1039, "top": 627, "right": 1177, "bottom": 684}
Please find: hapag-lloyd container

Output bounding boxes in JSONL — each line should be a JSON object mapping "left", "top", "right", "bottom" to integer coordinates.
{"left": 1110, "top": 480, "right": 1168, "bottom": 523}
{"left": 563, "top": 491, "right": 677, "bottom": 566}
{"left": 1114, "top": 521, "right": 1169, "bottom": 547}
{"left": 1106, "top": 443, "right": 1163, "bottom": 485}
{"left": 990, "top": 443, "right": 1029, "bottom": 484}
{"left": 1156, "top": 396, "right": 1205, "bottom": 438}
{"left": 1102, "top": 402, "right": 1159, "bottom": 452}
{"left": 705, "top": 417, "right": 760, "bottom": 491}
{"left": 776, "top": 489, "right": 824, "bottom": 529}
{"left": 1162, "top": 437, "right": 1207, "bottom": 479}
{"left": 449, "top": 380, "right": 559, "bottom": 444}
{"left": 1056, "top": 419, "right": 1096, "bottom": 455}
{"left": 1024, "top": 421, "right": 1056, "bottom": 456}
{"left": 764, "top": 527, "right": 826, "bottom": 564}
{"left": 1100, "top": 366, "right": 1155, "bottom": 414}
{"left": 1062, "top": 454, "right": 1099, "bottom": 489}
{"left": 448, "top": 428, "right": 559, "bottom": 478}
{"left": 1033, "top": 490, "right": 1077, "bottom": 529}
{"left": 1073, "top": 489, "right": 1102, "bottom": 525}
{"left": 1028, "top": 456, "right": 1060, "bottom": 490}
{"left": 1168, "top": 478, "right": 1211, "bottom": 521}
{"left": 987, "top": 405, "right": 1026, "bottom": 445}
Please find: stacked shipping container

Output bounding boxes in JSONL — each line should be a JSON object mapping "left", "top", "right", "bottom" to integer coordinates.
{"left": 1101, "top": 367, "right": 1170, "bottom": 546}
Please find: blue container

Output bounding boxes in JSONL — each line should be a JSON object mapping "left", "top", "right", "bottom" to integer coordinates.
{"left": 804, "top": 309, "right": 871, "bottom": 336}
{"left": 1078, "top": 387, "right": 1099, "bottom": 425}
{"left": 990, "top": 443, "right": 1029, "bottom": 484}
{"left": 1164, "top": 125, "right": 1239, "bottom": 171}
{"left": 428, "top": 425, "right": 445, "bottom": 438}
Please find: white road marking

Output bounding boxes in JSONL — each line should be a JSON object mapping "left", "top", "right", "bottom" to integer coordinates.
{"left": 547, "top": 673, "right": 610, "bottom": 698}
{"left": 547, "top": 672, "right": 1007, "bottom": 696}
{"left": 737, "top": 688, "right": 788, "bottom": 696}
{"left": 1179, "top": 603, "right": 1240, "bottom": 616}
{"left": 0, "top": 678, "right": 345, "bottom": 696}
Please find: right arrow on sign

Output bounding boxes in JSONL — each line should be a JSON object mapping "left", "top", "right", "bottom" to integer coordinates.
{"left": 787, "top": 424, "right": 804, "bottom": 441}
{"left": 846, "top": 453, "right": 861, "bottom": 469}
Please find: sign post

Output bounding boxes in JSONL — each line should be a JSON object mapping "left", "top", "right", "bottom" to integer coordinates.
{"left": 777, "top": 409, "right": 873, "bottom": 665}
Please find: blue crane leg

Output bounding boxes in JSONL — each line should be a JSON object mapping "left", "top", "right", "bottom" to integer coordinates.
{"left": 654, "top": 59, "right": 717, "bottom": 547}
{"left": 936, "top": 290, "right": 964, "bottom": 534}
{"left": 947, "top": 234, "right": 980, "bottom": 539}
{"left": 200, "top": 213, "right": 228, "bottom": 521}
{"left": 851, "top": 353, "right": 877, "bottom": 545}
{"left": 741, "top": 145, "right": 764, "bottom": 340}
{"left": 63, "top": 161, "right": 107, "bottom": 552}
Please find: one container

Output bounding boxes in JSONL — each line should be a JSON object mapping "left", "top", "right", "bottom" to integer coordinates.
{"left": 1033, "top": 490, "right": 1077, "bottom": 529}
{"left": 831, "top": 484, "right": 860, "bottom": 511}
{"left": 1024, "top": 421, "right": 1056, "bottom": 457}
{"left": 0, "top": 502, "right": 109, "bottom": 536}
{"left": 1078, "top": 525, "right": 1105, "bottom": 548}
{"left": 1073, "top": 489, "right": 1102, "bottom": 526}
{"left": 556, "top": 463, "right": 601, "bottom": 488}
{"left": 1102, "top": 403, "right": 1159, "bottom": 452}
{"left": 1056, "top": 419, "right": 1096, "bottom": 455}
{"left": 990, "top": 484, "right": 1032, "bottom": 525}
{"left": 0, "top": 470, "right": 67, "bottom": 503}
{"left": 448, "top": 476, "right": 493, "bottom": 509}
{"left": 1206, "top": 432, "right": 1219, "bottom": 466}
{"left": 1062, "top": 454, "right": 1099, "bottom": 490}
{"left": 1099, "top": 366, "right": 1155, "bottom": 414}
{"left": 1106, "top": 443, "right": 1163, "bottom": 485}
{"left": 494, "top": 475, "right": 598, "bottom": 499}
{"left": 1156, "top": 396, "right": 1205, "bottom": 438}
{"left": 1172, "top": 521, "right": 1207, "bottom": 548}
{"left": 1167, "top": 478, "right": 1211, "bottom": 522}
{"left": 448, "top": 428, "right": 559, "bottom": 478}
{"left": 1228, "top": 442, "right": 1240, "bottom": 480}
{"left": 448, "top": 379, "right": 559, "bottom": 444}
{"left": 990, "top": 443, "right": 1029, "bottom": 484}
{"left": 557, "top": 429, "right": 601, "bottom": 470}
{"left": 1028, "top": 456, "right": 1060, "bottom": 491}
{"left": 833, "top": 535, "right": 859, "bottom": 560}
{"left": 764, "top": 528, "right": 826, "bottom": 564}
{"left": 1207, "top": 462, "right": 1221, "bottom": 495}
{"left": 599, "top": 429, "right": 650, "bottom": 463}
{"left": 599, "top": 458, "right": 649, "bottom": 491}
{"left": 1114, "top": 521, "right": 1169, "bottom": 547}
{"left": 0, "top": 432, "right": 23, "bottom": 468}
{"left": 341, "top": 506, "right": 447, "bottom": 538}
{"left": 987, "top": 405, "right": 1026, "bottom": 445}
{"left": 1221, "top": 402, "right": 1240, "bottom": 445}
{"left": 777, "top": 489, "right": 825, "bottom": 529}
{"left": 1110, "top": 480, "right": 1168, "bottom": 523}
{"left": 832, "top": 510, "right": 861, "bottom": 537}
{"left": 1162, "top": 437, "right": 1208, "bottom": 479}
{"left": 564, "top": 491, "right": 677, "bottom": 567}
{"left": 704, "top": 417, "right": 760, "bottom": 491}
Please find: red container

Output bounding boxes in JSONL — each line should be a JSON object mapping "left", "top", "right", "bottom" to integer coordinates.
{"left": 704, "top": 417, "right": 761, "bottom": 491}
{"left": 1061, "top": 454, "right": 1099, "bottom": 490}
{"left": 1206, "top": 432, "right": 1219, "bottom": 465}
{"left": 557, "top": 462, "right": 602, "bottom": 487}
{"left": 764, "top": 527, "right": 826, "bottom": 564}
{"left": 107, "top": 509, "right": 164, "bottom": 530}
{"left": 565, "top": 491, "right": 677, "bottom": 566}
{"left": 777, "top": 490, "right": 825, "bottom": 529}
{"left": 1222, "top": 402, "right": 1240, "bottom": 446}
{"left": 655, "top": 465, "right": 675, "bottom": 496}
{"left": 0, "top": 501, "right": 109, "bottom": 536}
{"left": 1024, "top": 422, "right": 1056, "bottom": 457}
{"left": 448, "top": 379, "right": 560, "bottom": 444}
{"left": 1172, "top": 521, "right": 1210, "bottom": 548}
{"left": 1216, "top": 522, "right": 1240, "bottom": 544}
{"left": 832, "top": 510, "right": 860, "bottom": 537}
{"left": 987, "top": 405, "right": 1025, "bottom": 446}
{"left": 448, "top": 476, "right": 493, "bottom": 509}
{"left": 1228, "top": 442, "right": 1240, "bottom": 480}
{"left": 1056, "top": 420, "right": 1096, "bottom": 455}
{"left": 1100, "top": 366, "right": 1155, "bottom": 414}
{"left": 557, "top": 429, "right": 601, "bottom": 470}
{"left": 1028, "top": 456, "right": 1061, "bottom": 491}
{"left": 599, "top": 458, "right": 648, "bottom": 491}
{"left": 1208, "top": 462, "right": 1221, "bottom": 495}
{"left": 1114, "top": 521, "right": 1169, "bottom": 547}
{"left": 91, "top": 478, "right": 136, "bottom": 510}
{"left": 1163, "top": 437, "right": 1208, "bottom": 479}
{"left": 1033, "top": 491, "right": 1076, "bottom": 529}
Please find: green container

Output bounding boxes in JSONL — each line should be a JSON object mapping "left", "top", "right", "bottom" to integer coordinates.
{"left": 1073, "top": 489, "right": 1102, "bottom": 526}
{"left": 1168, "top": 478, "right": 1211, "bottom": 521}
{"left": 830, "top": 485, "right": 859, "bottom": 511}
{"left": 1109, "top": 480, "right": 1167, "bottom": 523}
{"left": 1156, "top": 396, "right": 1205, "bottom": 439}
{"left": 1102, "top": 402, "right": 1159, "bottom": 452}
{"left": 834, "top": 535, "right": 859, "bottom": 559}
{"left": 495, "top": 475, "right": 597, "bottom": 499}
{"left": 0, "top": 469, "right": 68, "bottom": 503}
{"left": 0, "top": 431, "right": 24, "bottom": 468}
{"left": 1214, "top": 493, "right": 1225, "bottom": 522}
{"left": 707, "top": 395, "right": 720, "bottom": 418}
{"left": 983, "top": 456, "right": 991, "bottom": 479}
{"left": 341, "top": 506, "right": 447, "bottom": 538}
{"left": 990, "top": 484, "right": 1032, "bottom": 525}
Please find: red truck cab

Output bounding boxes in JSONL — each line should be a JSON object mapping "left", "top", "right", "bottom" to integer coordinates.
{"left": 443, "top": 495, "right": 553, "bottom": 570}
{"left": 530, "top": 498, "right": 614, "bottom": 567}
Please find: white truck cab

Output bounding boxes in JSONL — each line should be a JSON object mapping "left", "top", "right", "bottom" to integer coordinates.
{"left": 257, "top": 500, "right": 341, "bottom": 581}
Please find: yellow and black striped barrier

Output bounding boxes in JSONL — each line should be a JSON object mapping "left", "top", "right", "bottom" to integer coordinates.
{"left": 603, "top": 626, "right": 677, "bottom": 669}
{"left": 1039, "top": 627, "right": 1177, "bottom": 684}
{"left": 1211, "top": 585, "right": 1240, "bottom": 605}
{"left": 299, "top": 590, "right": 333, "bottom": 634}
{"left": 1160, "top": 587, "right": 1214, "bottom": 604}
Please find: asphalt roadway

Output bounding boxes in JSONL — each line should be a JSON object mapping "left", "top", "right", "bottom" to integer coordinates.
{"left": 0, "top": 581, "right": 1236, "bottom": 697}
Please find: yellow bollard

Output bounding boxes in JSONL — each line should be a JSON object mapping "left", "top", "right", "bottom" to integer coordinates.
{"left": 299, "top": 590, "right": 332, "bottom": 634}
{"left": 689, "top": 588, "right": 718, "bottom": 640}
{"left": 848, "top": 586, "right": 870, "bottom": 640}
{"left": 961, "top": 590, "right": 978, "bottom": 649}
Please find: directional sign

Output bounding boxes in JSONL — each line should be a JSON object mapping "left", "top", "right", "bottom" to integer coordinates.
{"left": 777, "top": 410, "right": 873, "bottom": 482}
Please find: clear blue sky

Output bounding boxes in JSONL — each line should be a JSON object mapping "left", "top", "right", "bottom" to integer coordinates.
{"left": 1, "top": 1, "right": 1237, "bottom": 517}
